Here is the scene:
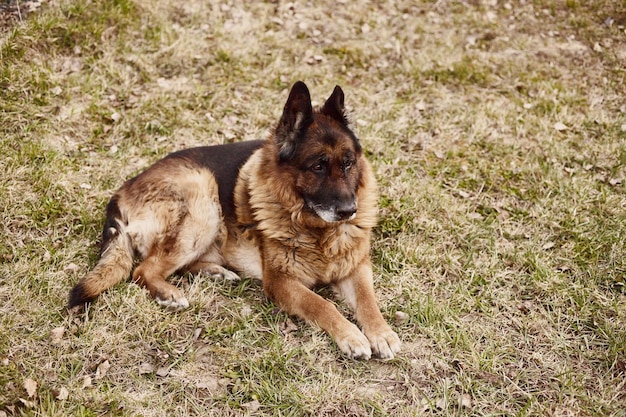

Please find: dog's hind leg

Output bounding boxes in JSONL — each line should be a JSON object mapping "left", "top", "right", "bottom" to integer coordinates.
{"left": 185, "top": 258, "right": 241, "bottom": 282}
{"left": 133, "top": 255, "right": 189, "bottom": 312}
{"left": 133, "top": 195, "right": 225, "bottom": 311}
{"left": 133, "top": 222, "right": 225, "bottom": 312}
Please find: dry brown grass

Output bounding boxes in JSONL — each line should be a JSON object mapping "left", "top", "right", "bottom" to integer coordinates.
{"left": 1, "top": 0, "right": 625, "bottom": 415}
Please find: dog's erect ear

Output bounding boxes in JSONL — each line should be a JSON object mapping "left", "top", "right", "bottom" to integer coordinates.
{"left": 275, "top": 81, "right": 313, "bottom": 161}
{"left": 321, "top": 85, "right": 348, "bottom": 126}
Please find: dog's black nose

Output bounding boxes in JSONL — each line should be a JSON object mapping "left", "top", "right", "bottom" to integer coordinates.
{"left": 336, "top": 201, "right": 357, "bottom": 220}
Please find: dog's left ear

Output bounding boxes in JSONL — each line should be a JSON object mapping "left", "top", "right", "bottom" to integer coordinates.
{"left": 321, "top": 85, "right": 349, "bottom": 126}
{"left": 275, "top": 81, "right": 313, "bottom": 161}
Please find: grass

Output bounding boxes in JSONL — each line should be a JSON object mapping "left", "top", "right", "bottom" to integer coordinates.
{"left": 1, "top": 0, "right": 625, "bottom": 415}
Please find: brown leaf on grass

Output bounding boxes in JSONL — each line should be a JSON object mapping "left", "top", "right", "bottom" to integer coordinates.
{"left": 82, "top": 376, "right": 92, "bottom": 389}
{"left": 280, "top": 318, "right": 299, "bottom": 335}
{"left": 460, "top": 393, "right": 472, "bottom": 408}
{"left": 95, "top": 360, "right": 110, "bottom": 379}
{"left": 55, "top": 387, "right": 69, "bottom": 401}
{"left": 554, "top": 122, "right": 568, "bottom": 131}
{"left": 23, "top": 378, "right": 37, "bottom": 398}
{"left": 457, "top": 190, "right": 471, "bottom": 199}
{"left": 476, "top": 371, "right": 502, "bottom": 385}
{"left": 192, "top": 327, "right": 203, "bottom": 341}
{"left": 242, "top": 400, "right": 261, "bottom": 412}
{"left": 195, "top": 375, "right": 222, "bottom": 391}
{"left": 50, "top": 327, "right": 65, "bottom": 345}
{"left": 435, "top": 397, "right": 447, "bottom": 410}
{"left": 156, "top": 366, "right": 170, "bottom": 377}
{"left": 394, "top": 311, "right": 409, "bottom": 324}
{"left": 64, "top": 263, "right": 79, "bottom": 273}
{"left": 138, "top": 362, "right": 156, "bottom": 375}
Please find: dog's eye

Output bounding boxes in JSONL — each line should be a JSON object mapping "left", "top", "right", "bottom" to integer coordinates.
{"left": 343, "top": 160, "right": 354, "bottom": 171}
{"left": 311, "top": 163, "right": 325, "bottom": 173}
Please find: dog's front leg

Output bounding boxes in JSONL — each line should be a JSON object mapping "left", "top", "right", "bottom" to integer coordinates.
{"left": 334, "top": 263, "right": 401, "bottom": 359}
{"left": 263, "top": 273, "right": 373, "bottom": 360}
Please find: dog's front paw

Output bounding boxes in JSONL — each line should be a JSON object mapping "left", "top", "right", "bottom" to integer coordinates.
{"left": 335, "top": 323, "right": 372, "bottom": 360}
{"left": 365, "top": 325, "right": 401, "bottom": 360}
{"left": 155, "top": 288, "right": 189, "bottom": 312}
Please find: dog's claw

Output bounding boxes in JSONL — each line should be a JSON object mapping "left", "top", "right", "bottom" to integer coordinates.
{"left": 335, "top": 324, "right": 372, "bottom": 360}
{"left": 156, "top": 295, "right": 189, "bottom": 312}
{"left": 365, "top": 326, "right": 401, "bottom": 360}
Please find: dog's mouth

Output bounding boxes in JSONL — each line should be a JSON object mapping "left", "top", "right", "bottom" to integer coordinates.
{"left": 305, "top": 200, "right": 358, "bottom": 223}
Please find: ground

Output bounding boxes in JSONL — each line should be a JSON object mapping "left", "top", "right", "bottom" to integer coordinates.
{"left": 1, "top": 0, "right": 625, "bottom": 416}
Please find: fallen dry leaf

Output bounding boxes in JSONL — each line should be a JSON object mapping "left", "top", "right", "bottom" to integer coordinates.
{"left": 50, "top": 327, "right": 65, "bottom": 345}
{"left": 95, "top": 360, "right": 110, "bottom": 379}
{"left": 82, "top": 375, "right": 92, "bottom": 389}
{"left": 55, "top": 387, "right": 69, "bottom": 401}
{"left": 23, "top": 378, "right": 37, "bottom": 398}
{"left": 240, "top": 305, "right": 253, "bottom": 317}
{"left": 242, "top": 400, "right": 261, "bottom": 412}
{"left": 394, "top": 311, "right": 409, "bottom": 324}
{"left": 156, "top": 366, "right": 170, "bottom": 377}
{"left": 280, "top": 318, "right": 299, "bottom": 335}
{"left": 554, "top": 122, "right": 568, "bottom": 131}
{"left": 457, "top": 190, "right": 471, "bottom": 199}
{"left": 138, "top": 362, "right": 156, "bottom": 375}
{"left": 192, "top": 327, "right": 203, "bottom": 341}
{"left": 435, "top": 397, "right": 447, "bottom": 410}
{"left": 195, "top": 376, "right": 222, "bottom": 391}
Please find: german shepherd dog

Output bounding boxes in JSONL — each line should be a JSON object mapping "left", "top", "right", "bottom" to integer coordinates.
{"left": 69, "top": 81, "right": 401, "bottom": 360}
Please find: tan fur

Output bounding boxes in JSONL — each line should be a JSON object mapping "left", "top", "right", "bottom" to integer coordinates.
{"left": 231, "top": 146, "right": 399, "bottom": 358}
{"left": 76, "top": 229, "right": 134, "bottom": 300}
{"left": 69, "top": 82, "right": 400, "bottom": 359}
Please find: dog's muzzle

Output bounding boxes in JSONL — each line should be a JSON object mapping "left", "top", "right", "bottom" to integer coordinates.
{"left": 307, "top": 199, "right": 357, "bottom": 223}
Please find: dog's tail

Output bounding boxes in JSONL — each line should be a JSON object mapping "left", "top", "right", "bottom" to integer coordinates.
{"left": 68, "top": 196, "right": 134, "bottom": 309}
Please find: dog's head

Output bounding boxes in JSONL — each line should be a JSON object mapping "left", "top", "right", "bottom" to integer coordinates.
{"left": 273, "top": 81, "right": 364, "bottom": 224}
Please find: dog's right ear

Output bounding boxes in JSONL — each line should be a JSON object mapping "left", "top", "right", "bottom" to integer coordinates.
{"left": 275, "top": 81, "right": 313, "bottom": 161}
{"left": 321, "top": 85, "right": 349, "bottom": 126}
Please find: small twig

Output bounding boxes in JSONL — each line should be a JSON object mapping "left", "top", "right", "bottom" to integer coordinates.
{"left": 15, "top": 0, "right": 23, "bottom": 22}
